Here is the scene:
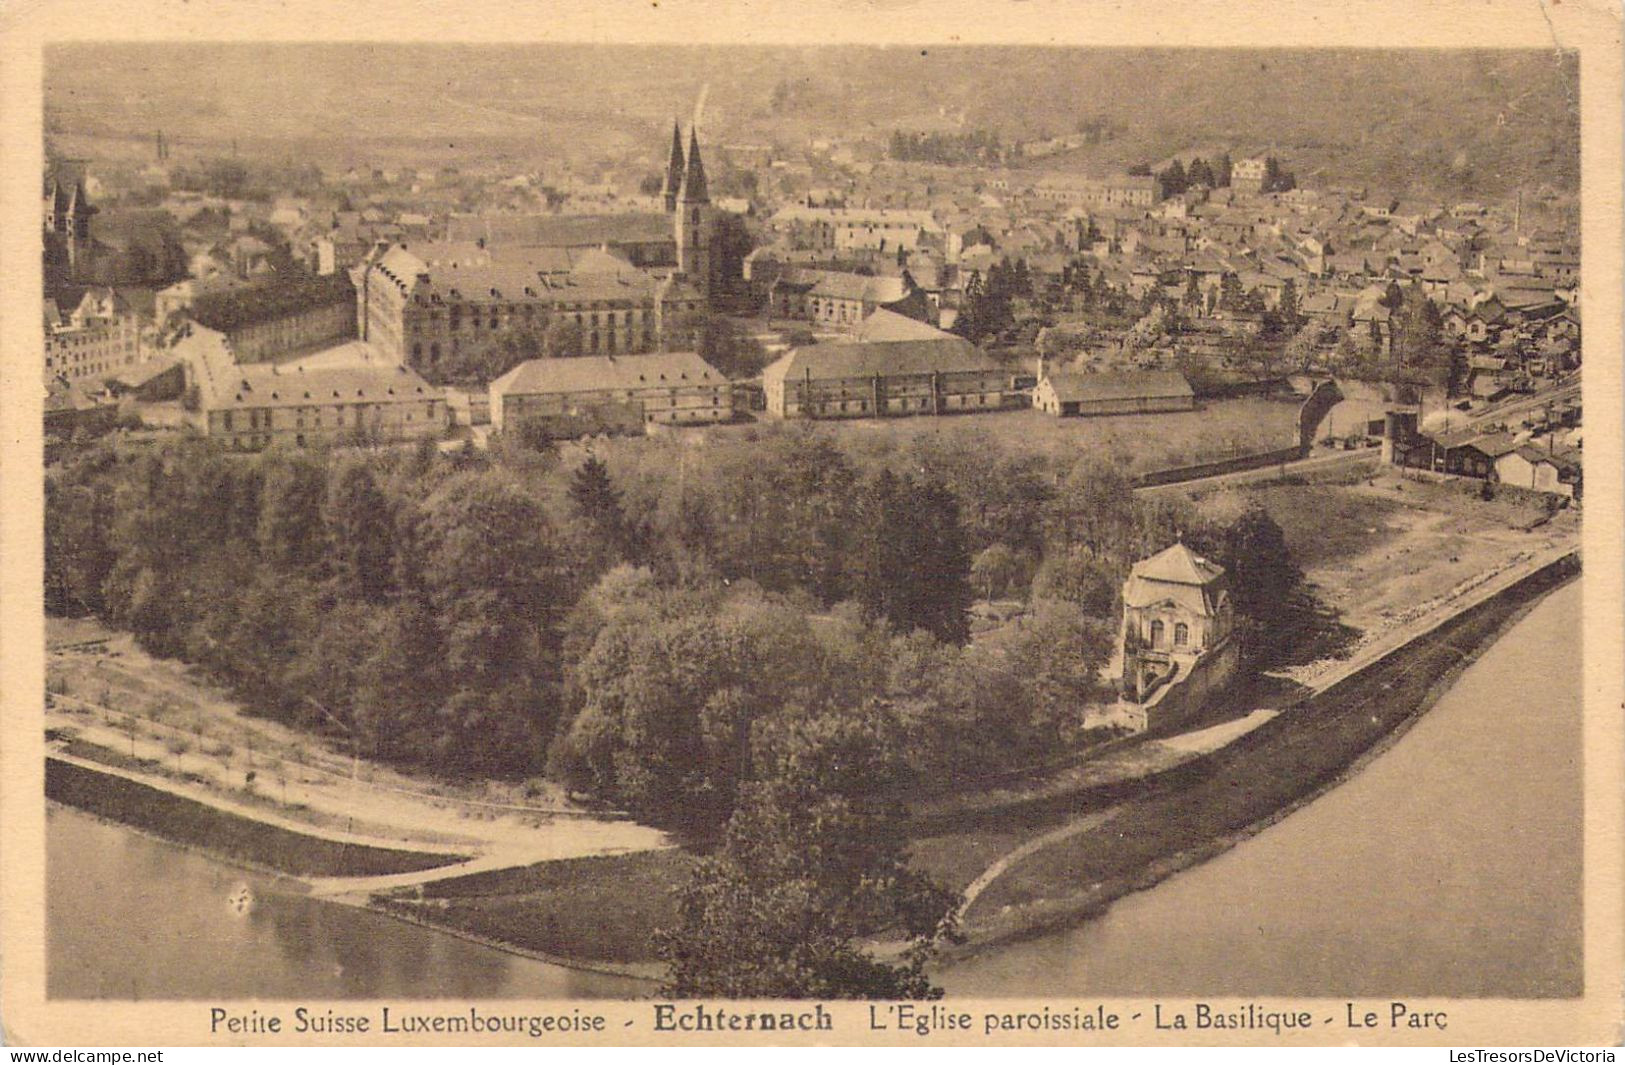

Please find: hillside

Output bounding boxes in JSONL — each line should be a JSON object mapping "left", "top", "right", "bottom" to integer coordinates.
{"left": 44, "top": 44, "right": 1578, "bottom": 198}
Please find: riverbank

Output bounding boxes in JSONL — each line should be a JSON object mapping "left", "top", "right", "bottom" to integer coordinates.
{"left": 367, "top": 851, "right": 693, "bottom": 981}
{"left": 942, "top": 552, "right": 1578, "bottom": 960}
{"left": 46, "top": 757, "right": 464, "bottom": 879}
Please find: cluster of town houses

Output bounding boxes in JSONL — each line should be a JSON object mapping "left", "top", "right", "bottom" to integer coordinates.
{"left": 44, "top": 137, "right": 1580, "bottom": 493}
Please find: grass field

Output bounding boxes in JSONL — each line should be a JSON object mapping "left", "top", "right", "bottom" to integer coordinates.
{"left": 379, "top": 849, "right": 696, "bottom": 966}
{"left": 699, "top": 398, "right": 1302, "bottom": 477}
{"left": 46, "top": 758, "right": 463, "bottom": 878}
{"left": 1195, "top": 470, "right": 1577, "bottom": 634}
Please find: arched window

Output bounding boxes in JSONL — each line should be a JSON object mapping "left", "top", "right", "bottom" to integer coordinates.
{"left": 1150, "top": 620, "right": 1165, "bottom": 648}
{"left": 429, "top": 343, "right": 440, "bottom": 364}
{"left": 1174, "top": 622, "right": 1190, "bottom": 647}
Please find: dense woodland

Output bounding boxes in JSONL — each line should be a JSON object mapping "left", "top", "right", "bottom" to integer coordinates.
{"left": 45, "top": 425, "right": 1300, "bottom": 838}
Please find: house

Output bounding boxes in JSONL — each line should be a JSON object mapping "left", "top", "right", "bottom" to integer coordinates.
{"left": 761, "top": 336, "right": 1015, "bottom": 419}
{"left": 767, "top": 269, "right": 930, "bottom": 328}
{"left": 1494, "top": 445, "right": 1581, "bottom": 498}
{"left": 1118, "top": 542, "right": 1235, "bottom": 704}
{"left": 1230, "top": 157, "right": 1268, "bottom": 195}
{"left": 44, "top": 379, "right": 119, "bottom": 439}
{"left": 1033, "top": 369, "right": 1195, "bottom": 417}
{"left": 1417, "top": 428, "right": 1521, "bottom": 478}
{"left": 488, "top": 351, "right": 731, "bottom": 434}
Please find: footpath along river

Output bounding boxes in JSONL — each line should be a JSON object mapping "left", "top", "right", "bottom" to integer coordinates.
{"left": 47, "top": 809, "right": 647, "bottom": 1000}
{"left": 941, "top": 579, "right": 1582, "bottom": 998}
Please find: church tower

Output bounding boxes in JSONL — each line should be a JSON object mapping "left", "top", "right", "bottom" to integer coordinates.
{"left": 675, "top": 127, "right": 713, "bottom": 297}
{"left": 660, "top": 120, "right": 686, "bottom": 213}
{"left": 43, "top": 164, "right": 96, "bottom": 287}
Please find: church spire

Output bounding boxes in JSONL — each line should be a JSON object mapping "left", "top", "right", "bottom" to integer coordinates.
{"left": 661, "top": 120, "right": 685, "bottom": 212}
{"left": 680, "top": 127, "right": 709, "bottom": 205}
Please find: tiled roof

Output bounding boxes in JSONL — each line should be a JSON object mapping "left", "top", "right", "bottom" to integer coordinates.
{"left": 762, "top": 336, "right": 999, "bottom": 385}
{"left": 1122, "top": 542, "right": 1228, "bottom": 614}
{"left": 1131, "top": 542, "right": 1226, "bottom": 586}
{"left": 807, "top": 272, "right": 912, "bottom": 304}
{"left": 491, "top": 352, "right": 724, "bottom": 396}
{"left": 445, "top": 212, "right": 674, "bottom": 248}
{"left": 851, "top": 308, "right": 953, "bottom": 343}
{"left": 203, "top": 359, "right": 438, "bottom": 411}
{"left": 1043, "top": 370, "right": 1194, "bottom": 404}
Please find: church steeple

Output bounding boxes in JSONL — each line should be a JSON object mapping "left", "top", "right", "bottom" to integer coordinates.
{"left": 679, "top": 127, "right": 709, "bottom": 205}
{"left": 661, "top": 120, "right": 685, "bottom": 212}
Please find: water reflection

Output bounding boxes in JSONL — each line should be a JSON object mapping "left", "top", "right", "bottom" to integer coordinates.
{"left": 48, "top": 809, "right": 648, "bottom": 1000}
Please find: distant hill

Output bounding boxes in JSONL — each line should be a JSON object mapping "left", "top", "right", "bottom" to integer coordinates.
{"left": 44, "top": 44, "right": 1578, "bottom": 199}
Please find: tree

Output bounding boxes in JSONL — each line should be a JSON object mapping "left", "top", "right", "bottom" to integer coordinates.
{"left": 44, "top": 476, "right": 116, "bottom": 616}
{"left": 257, "top": 452, "right": 328, "bottom": 570}
{"left": 696, "top": 314, "right": 768, "bottom": 379}
{"left": 568, "top": 456, "right": 639, "bottom": 565}
{"left": 1278, "top": 278, "right": 1301, "bottom": 331}
{"left": 325, "top": 463, "right": 395, "bottom": 603}
{"left": 543, "top": 318, "right": 584, "bottom": 359}
{"left": 1158, "top": 159, "right": 1188, "bottom": 199}
{"left": 1212, "top": 501, "right": 1301, "bottom": 661}
{"left": 998, "top": 599, "right": 1115, "bottom": 744}
{"left": 970, "top": 542, "right": 1021, "bottom": 601}
{"left": 854, "top": 473, "right": 972, "bottom": 645}
{"left": 658, "top": 709, "right": 960, "bottom": 998}
{"left": 1283, "top": 324, "right": 1322, "bottom": 373}
{"left": 415, "top": 472, "right": 564, "bottom": 774}
{"left": 1187, "top": 156, "right": 1215, "bottom": 188}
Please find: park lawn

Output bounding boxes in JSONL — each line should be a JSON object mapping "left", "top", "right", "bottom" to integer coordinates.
{"left": 671, "top": 398, "right": 1302, "bottom": 478}
{"left": 908, "top": 826, "right": 1043, "bottom": 895}
{"left": 1201, "top": 471, "right": 1575, "bottom": 633}
{"left": 383, "top": 848, "right": 697, "bottom": 966}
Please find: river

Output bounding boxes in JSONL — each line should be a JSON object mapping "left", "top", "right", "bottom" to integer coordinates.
{"left": 942, "top": 579, "right": 1582, "bottom": 999}
{"left": 47, "top": 809, "right": 649, "bottom": 1000}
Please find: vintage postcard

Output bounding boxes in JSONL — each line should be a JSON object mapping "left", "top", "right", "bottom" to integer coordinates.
{"left": 1, "top": 0, "right": 1621, "bottom": 1049}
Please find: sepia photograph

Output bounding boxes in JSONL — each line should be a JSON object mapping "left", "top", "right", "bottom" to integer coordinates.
{"left": 2, "top": 0, "right": 1621, "bottom": 1049}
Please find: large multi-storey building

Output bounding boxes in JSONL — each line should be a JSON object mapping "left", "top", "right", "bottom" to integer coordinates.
{"left": 181, "top": 325, "right": 443, "bottom": 451}
{"left": 768, "top": 206, "right": 942, "bottom": 253}
{"left": 1029, "top": 172, "right": 1163, "bottom": 209}
{"left": 355, "top": 124, "right": 718, "bottom": 377}
{"left": 43, "top": 288, "right": 144, "bottom": 386}
{"left": 355, "top": 245, "right": 705, "bottom": 375}
{"left": 1230, "top": 157, "right": 1268, "bottom": 195}
{"left": 488, "top": 351, "right": 732, "bottom": 434}
{"left": 186, "top": 273, "right": 358, "bottom": 362}
{"left": 761, "top": 333, "right": 1017, "bottom": 419}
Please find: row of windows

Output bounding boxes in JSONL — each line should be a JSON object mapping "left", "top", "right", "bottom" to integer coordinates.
{"left": 802, "top": 392, "right": 999, "bottom": 415}
{"left": 425, "top": 306, "right": 649, "bottom": 333}
{"left": 221, "top": 402, "right": 439, "bottom": 432}
{"left": 1147, "top": 620, "right": 1191, "bottom": 648}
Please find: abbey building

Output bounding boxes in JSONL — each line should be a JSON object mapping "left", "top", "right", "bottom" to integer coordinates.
{"left": 353, "top": 123, "right": 724, "bottom": 381}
